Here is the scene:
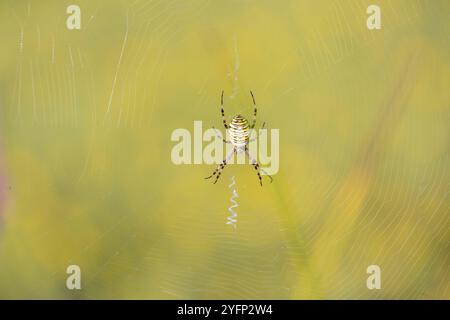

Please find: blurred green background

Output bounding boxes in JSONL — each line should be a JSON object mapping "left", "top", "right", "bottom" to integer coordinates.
{"left": 0, "top": 0, "right": 449, "bottom": 299}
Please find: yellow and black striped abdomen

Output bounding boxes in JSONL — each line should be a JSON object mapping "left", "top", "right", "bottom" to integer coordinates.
{"left": 229, "top": 115, "right": 250, "bottom": 148}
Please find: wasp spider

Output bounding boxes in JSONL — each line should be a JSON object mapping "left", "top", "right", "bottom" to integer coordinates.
{"left": 205, "top": 91, "right": 273, "bottom": 186}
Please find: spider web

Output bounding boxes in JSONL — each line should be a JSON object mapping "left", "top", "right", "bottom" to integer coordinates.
{"left": 0, "top": 0, "right": 448, "bottom": 299}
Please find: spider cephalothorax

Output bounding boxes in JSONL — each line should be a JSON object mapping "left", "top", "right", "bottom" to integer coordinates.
{"left": 205, "top": 91, "right": 273, "bottom": 186}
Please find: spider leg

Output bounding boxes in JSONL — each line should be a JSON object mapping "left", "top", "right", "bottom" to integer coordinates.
{"left": 248, "top": 122, "right": 266, "bottom": 142}
{"left": 245, "top": 146, "right": 273, "bottom": 186}
{"left": 250, "top": 90, "right": 257, "bottom": 129}
{"left": 205, "top": 147, "right": 236, "bottom": 184}
{"left": 220, "top": 90, "right": 229, "bottom": 129}
{"left": 212, "top": 126, "right": 231, "bottom": 144}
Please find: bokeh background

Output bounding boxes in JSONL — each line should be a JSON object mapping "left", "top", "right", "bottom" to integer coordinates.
{"left": 0, "top": 0, "right": 449, "bottom": 299}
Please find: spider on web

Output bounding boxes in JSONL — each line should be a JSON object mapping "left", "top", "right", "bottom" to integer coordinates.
{"left": 205, "top": 91, "right": 273, "bottom": 186}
